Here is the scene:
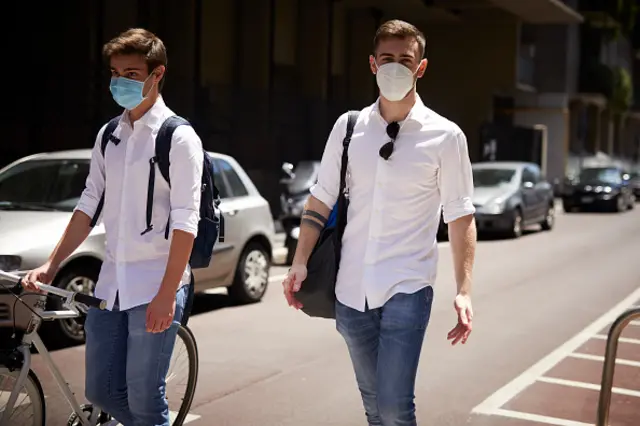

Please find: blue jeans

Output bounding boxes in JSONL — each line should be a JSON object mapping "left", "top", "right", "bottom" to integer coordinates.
{"left": 336, "top": 286, "right": 434, "bottom": 426}
{"left": 84, "top": 285, "right": 188, "bottom": 426}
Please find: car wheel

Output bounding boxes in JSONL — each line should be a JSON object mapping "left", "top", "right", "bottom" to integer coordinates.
{"left": 540, "top": 203, "right": 555, "bottom": 231}
{"left": 48, "top": 263, "right": 100, "bottom": 345}
{"left": 613, "top": 195, "right": 626, "bottom": 212}
{"left": 228, "top": 242, "right": 270, "bottom": 304}
{"left": 508, "top": 208, "right": 523, "bottom": 239}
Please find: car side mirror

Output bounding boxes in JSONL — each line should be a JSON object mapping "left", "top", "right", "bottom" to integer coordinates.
{"left": 523, "top": 181, "right": 534, "bottom": 189}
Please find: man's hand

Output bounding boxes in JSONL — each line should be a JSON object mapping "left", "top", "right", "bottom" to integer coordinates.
{"left": 283, "top": 264, "right": 307, "bottom": 309}
{"left": 447, "top": 293, "right": 473, "bottom": 345}
{"left": 22, "top": 262, "right": 57, "bottom": 293}
{"left": 146, "top": 289, "right": 176, "bottom": 333}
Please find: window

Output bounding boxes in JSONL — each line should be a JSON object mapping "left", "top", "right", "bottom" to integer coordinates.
{"left": 211, "top": 160, "right": 231, "bottom": 199}
{"left": 578, "top": 167, "right": 622, "bottom": 185}
{"left": 522, "top": 167, "right": 537, "bottom": 184}
{"left": 0, "top": 159, "right": 90, "bottom": 211}
{"left": 472, "top": 168, "right": 516, "bottom": 187}
{"left": 218, "top": 159, "right": 248, "bottom": 198}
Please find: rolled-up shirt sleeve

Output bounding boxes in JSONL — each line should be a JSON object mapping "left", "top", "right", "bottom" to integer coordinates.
{"left": 310, "top": 112, "right": 349, "bottom": 210}
{"left": 438, "top": 127, "right": 476, "bottom": 224}
{"left": 74, "top": 124, "right": 107, "bottom": 221}
{"left": 168, "top": 126, "right": 204, "bottom": 237}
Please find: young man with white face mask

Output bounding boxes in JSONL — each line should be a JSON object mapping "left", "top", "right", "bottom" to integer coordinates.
{"left": 23, "top": 28, "right": 203, "bottom": 426}
{"left": 282, "top": 20, "right": 477, "bottom": 425}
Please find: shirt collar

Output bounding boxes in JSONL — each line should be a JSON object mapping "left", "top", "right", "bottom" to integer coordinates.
{"left": 371, "top": 94, "right": 428, "bottom": 124}
{"left": 119, "top": 96, "right": 167, "bottom": 130}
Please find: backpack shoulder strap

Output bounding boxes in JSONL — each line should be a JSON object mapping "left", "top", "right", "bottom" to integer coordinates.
{"left": 90, "top": 116, "right": 120, "bottom": 228}
{"left": 100, "top": 116, "right": 121, "bottom": 157}
{"left": 155, "top": 115, "right": 192, "bottom": 186}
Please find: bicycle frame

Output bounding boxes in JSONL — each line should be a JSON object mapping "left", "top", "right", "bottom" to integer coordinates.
{"left": 0, "top": 272, "right": 104, "bottom": 426}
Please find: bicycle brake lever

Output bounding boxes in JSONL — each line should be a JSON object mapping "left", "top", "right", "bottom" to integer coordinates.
{"left": 63, "top": 294, "right": 82, "bottom": 314}
{"left": 75, "top": 303, "right": 89, "bottom": 315}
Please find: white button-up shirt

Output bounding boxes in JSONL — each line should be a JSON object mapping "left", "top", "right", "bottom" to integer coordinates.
{"left": 75, "top": 97, "right": 203, "bottom": 311}
{"left": 311, "top": 96, "right": 475, "bottom": 312}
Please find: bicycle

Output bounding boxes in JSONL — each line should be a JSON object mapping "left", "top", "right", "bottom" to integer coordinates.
{"left": 0, "top": 269, "right": 199, "bottom": 426}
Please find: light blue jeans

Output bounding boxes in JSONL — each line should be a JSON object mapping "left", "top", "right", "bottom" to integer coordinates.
{"left": 84, "top": 285, "right": 187, "bottom": 426}
{"left": 336, "top": 286, "right": 434, "bottom": 426}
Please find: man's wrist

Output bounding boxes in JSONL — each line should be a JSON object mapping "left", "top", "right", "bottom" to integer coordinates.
{"left": 158, "top": 279, "right": 180, "bottom": 297}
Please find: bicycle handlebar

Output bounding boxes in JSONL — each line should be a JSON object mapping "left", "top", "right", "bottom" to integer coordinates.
{"left": 0, "top": 269, "right": 107, "bottom": 310}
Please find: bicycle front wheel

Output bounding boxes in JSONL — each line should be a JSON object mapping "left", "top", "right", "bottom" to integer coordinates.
{"left": 167, "top": 325, "right": 199, "bottom": 426}
{"left": 0, "top": 367, "right": 45, "bottom": 426}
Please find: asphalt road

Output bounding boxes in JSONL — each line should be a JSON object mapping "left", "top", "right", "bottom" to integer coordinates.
{"left": 28, "top": 203, "right": 640, "bottom": 426}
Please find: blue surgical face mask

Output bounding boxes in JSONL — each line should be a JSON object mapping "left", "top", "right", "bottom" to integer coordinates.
{"left": 109, "top": 73, "right": 155, "bottom": 110}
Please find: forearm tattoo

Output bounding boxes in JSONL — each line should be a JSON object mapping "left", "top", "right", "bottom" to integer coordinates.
{"left": 301, "top": 217, "right": 324, "bottom": 232}
{"left": 302, "top": 209, "right": 328, "bottom": 225}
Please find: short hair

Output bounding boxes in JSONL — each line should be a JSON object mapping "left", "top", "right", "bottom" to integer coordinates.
{"left": 373, "top": 20, "right": 426, "bottom": 59}
{"left": 103, "top": 28, "right": 167, "bottom": 88}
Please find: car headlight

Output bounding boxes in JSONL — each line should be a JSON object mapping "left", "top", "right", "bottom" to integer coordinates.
{"left": 483, "top": 198, "right": 505, "bottom": 214}
{"left": 603, "top": 186, "right": 612, "bottom": 193}
{"left": 0, "top": 255, "right": 22, "bottom": 272}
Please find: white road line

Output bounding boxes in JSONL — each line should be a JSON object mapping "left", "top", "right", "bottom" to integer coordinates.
{"left": 170, "top": 411, "right": 201, "bottom": 424}
{"left": 630, "top": 320, "right": 640, "bottom": 326}
{"left": 269, "top": 274, "right": 286, "bottom": 283}
{"left": 592, "top": 334, "right": 640, "bottom": 344}
{"left": 110, "top": 412, "right": 201, "bottom": 426}
{"left": 569, "top": 352, "right": 640, "bottom": 367}
{"left": 490, "top": 409, "right": 591, "bottom": 426}
{"left": 472, "top": 285, "right": 640, "bottom": 415}
{"left": 203, "top": 274, "right": 286, "bottom": 295}
{"left": 538, "top": 376, "right": 640, "bottom": 398}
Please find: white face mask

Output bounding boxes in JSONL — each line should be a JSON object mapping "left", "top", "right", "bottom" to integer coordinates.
{"left": 375, "top": 62, "right": 418, "bottom": 102}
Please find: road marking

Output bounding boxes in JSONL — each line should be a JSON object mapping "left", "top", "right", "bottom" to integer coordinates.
{"left": 110, "top": 412, "right": 200, "bottom": 425}
{"left": 472, "top": 285, "right": 640, "bottom": 414}
{"left": 170, "top": 411, "right": 201, "bottom": 423}
{"left": 538, "top": 376, "right": 640, "bottom": 398}
{"left": 569, "top": 352, "right": 640, "bottom": 367}
{"left": 490, "top": 409, "right": 591, "bottom": 426}
{"left": 630, "top": 320, "right": 640, "bottom": 326}
{"left": 592, "top": 334, "right": 640, "bottom": 344}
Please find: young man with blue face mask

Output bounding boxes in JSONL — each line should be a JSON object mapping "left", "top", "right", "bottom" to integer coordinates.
{"left": 283, "top": 20, "right": 477, "bottom": 425}
{"left": 23, "top": 28, "right": 203, "bottom": 426}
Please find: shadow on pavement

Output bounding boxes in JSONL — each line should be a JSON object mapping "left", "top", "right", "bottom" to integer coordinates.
{"left": 190, "top": 293, "right": 244, "bottom": 316}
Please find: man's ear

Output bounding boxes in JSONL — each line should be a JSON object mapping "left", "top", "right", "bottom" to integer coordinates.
{"left": 154, "top": 65, "right": 166, "bottom": 84}
{"left": 369, "top": 55, "right": 377, "bottom": 75}
{"left": 417, "top": 58, "right": 428, "bottom": 78}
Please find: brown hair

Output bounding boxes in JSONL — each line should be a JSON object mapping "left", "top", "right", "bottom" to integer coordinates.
{"left": 103, "top": 28, "right": 167, "bottom": 88}
{"left": 373, "top": 20, "right": 426, "bottom": 58}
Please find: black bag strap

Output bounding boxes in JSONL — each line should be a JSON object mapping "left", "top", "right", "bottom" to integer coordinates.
{"left": 90, "top": 117, "right": 121, "bottom": 227}
{"left": 141, "top": 115, "right": 191, "bottom": 236}
{"left": 336, "top": 110, "right": 359, "bottom": 240}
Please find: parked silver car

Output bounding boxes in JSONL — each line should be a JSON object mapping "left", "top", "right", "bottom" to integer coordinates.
{"left": 437, "top": 161, "right": 555, "bottom": 239}
{"left": 0, "top": 150, "right": 275, "bottom": 345}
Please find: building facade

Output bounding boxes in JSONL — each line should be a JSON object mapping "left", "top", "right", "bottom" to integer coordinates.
{"left": 6, "top": 0, "right": 639, "bottom": 213}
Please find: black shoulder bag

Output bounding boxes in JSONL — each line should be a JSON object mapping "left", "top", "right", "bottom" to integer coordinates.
{"left": 296, "top": 110, "right": 359, "bottom": 319}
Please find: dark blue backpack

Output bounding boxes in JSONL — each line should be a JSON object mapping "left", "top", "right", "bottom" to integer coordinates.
{"left": 90, "top": 115, "right": 224, "bottom": 270}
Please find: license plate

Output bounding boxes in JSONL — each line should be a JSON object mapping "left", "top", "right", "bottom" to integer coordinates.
{"left": 581, "top": 196, "right": 594, "bottom": 203}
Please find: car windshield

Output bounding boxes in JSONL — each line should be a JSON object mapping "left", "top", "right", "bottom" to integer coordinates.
{"left": 472, "top": 168, "right": 516, "bottom": 187}
{"left": 0, "top": 159, "right": 90, "bottom": 212}
{"left": 578, "top": 167, "right": 622, "bottom": 184}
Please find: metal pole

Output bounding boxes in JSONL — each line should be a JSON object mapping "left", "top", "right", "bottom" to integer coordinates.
{"left": 596, "top": 307, "right": 640, "bottom": 426}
